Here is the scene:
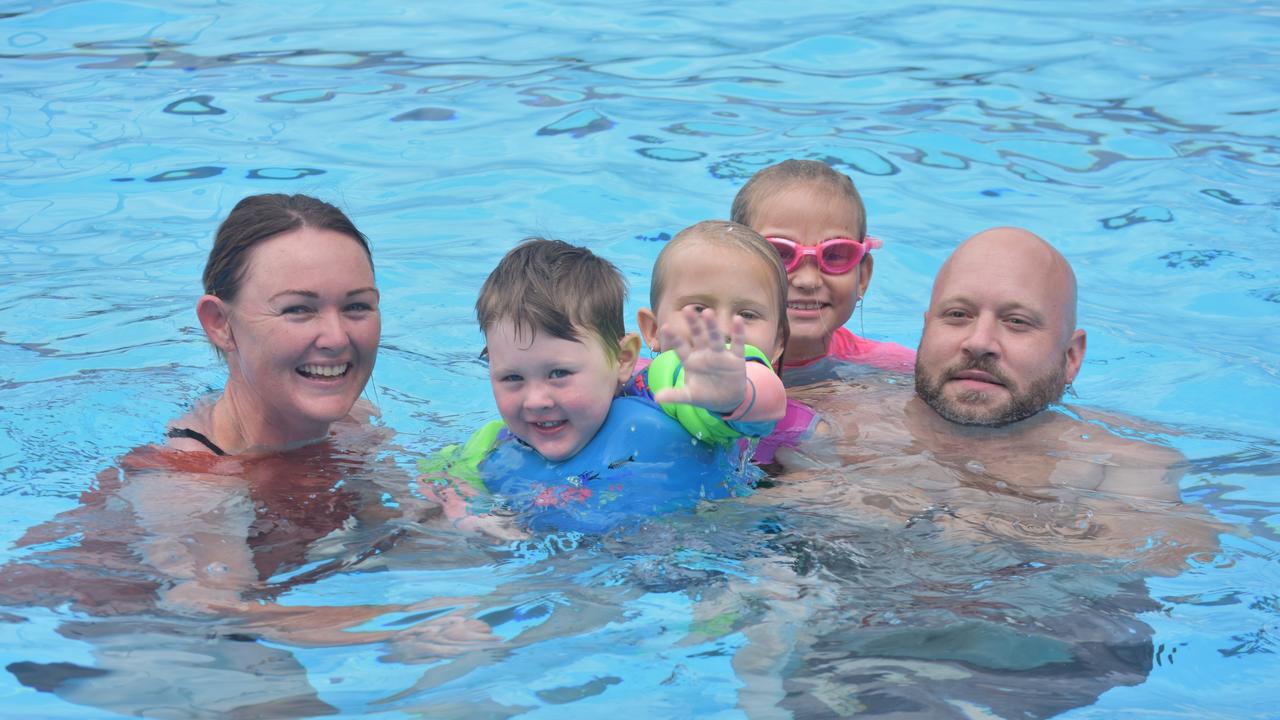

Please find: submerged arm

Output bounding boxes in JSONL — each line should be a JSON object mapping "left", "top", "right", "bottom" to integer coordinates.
{"left": 119, "top": 468, "right": 263, "bottom": 615}
{"left": 126, "top": 462, "right": 494, "bottom": 650}
{"left": 416, "top": 421, "right": 527, "bottom": 541}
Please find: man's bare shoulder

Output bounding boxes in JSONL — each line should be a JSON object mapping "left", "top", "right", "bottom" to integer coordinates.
{"left": 1053, "top": 405, "right": 1185, "bottom": 501}
{"left": 1063, "top": 405, "right": 1184, "bottom": 464}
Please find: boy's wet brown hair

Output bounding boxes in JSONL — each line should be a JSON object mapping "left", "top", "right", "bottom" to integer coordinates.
{"left": 476, "top": 238, "right": 627, "bottom": 359}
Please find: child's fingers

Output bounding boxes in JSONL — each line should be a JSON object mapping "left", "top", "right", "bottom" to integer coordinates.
{"left": 456, "top": 515, "right": 529, "bottom": 542}
{"left": 684, "top": 306, "right": 707, "bottom": 347}
{"left": 728, "top": 315, "right": 746, "bottom": 356}
{"left": 659, "top": 322, "right": 690, "bottom": 355}
{"left": 420, "top": 480, "right": 471, "bottom": 521}
{"left": 700, "top": 308, "right": 725, "bottom": 349}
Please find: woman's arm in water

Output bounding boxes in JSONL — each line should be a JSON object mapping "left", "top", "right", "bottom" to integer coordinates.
{"left": 120, "top": 457, "right": 495, "bottom": 650}
{"left": 118, "top": 466, "right": 262, "bottom": 615}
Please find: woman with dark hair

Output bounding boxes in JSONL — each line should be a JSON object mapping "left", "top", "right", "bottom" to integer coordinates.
{"left": 128, "top": 193, "right": 412, "bottom": 615}
{"left": 170, "top": 193, "right": 381, "bottom": 455}
{"left": 2, "top": 195, "right": 489, "bottom": 718}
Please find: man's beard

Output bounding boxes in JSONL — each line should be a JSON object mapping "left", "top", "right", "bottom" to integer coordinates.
{"left": 914, "top": 355, "right": 1067, "bottom": 428}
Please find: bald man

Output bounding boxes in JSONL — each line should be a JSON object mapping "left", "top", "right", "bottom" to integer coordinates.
{"left": 914, "top": 227, "right": 1085, "bottom": 428}
{"left": 780, "top": 227, "right": 1219, "bottom": 563}
{"left": 744, "top": 228, "right": 1220, "bottom": 719}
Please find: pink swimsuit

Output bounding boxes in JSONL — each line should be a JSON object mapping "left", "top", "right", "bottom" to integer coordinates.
{"left": 756, "top": 329, "right": 915, "bottom": 460}
{"left": 747, "top": 398, "right": 818, "bottom": 465}
{"left": 785, "top": 327, "right": 916, "bottom": 374}
{"left": 781, "top": 327, "right": 915, "bottom": 388}
{"left": 633, "top": 329, "right": 914, "bottom": 465}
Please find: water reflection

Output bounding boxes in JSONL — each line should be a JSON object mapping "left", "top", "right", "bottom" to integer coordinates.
{"left": 2, "top": 1, "right": 1277, "bottom": 716}
{"left": 0, "top": 389, "right": 1261, "bottom": 717}
{"left": 0, "top": 434, "right": 491, "bottom": 718}
{"left": 711, "top": 373, "right": 1231, "bottom": 717}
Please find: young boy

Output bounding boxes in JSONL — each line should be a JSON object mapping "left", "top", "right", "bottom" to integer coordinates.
{"left": 421, "top": 237, "right": 782, "bottom": 534}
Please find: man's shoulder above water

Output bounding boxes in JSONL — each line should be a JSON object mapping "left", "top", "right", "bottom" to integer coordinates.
{"left": 1055, "top": 405, "right": 1186, "bottom": 501}
{"left": 790, "top": 380, "right": 1184, "bottom": 501}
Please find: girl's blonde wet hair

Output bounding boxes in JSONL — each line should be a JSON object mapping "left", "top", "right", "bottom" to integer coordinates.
{"left": 729, "top": 159, "right": 867, "bottom": 242}
{"left": 649, "top": 220, "right": 790, "bottom": 368}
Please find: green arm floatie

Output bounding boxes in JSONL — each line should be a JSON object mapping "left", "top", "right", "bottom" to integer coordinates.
{"left": 646, "top": 343, "right": 773, "bottom": 445}
{"left": 416, "top": 419, "right": 505, "bottom": 493}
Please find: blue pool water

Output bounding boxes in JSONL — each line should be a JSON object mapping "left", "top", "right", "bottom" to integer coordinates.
{"left": 2, "top": 1, "right": 1278, "bottom": 717}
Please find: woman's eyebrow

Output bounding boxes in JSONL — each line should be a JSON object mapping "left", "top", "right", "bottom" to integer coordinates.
{"left": 268, "top": 287, "right": 378, "bottom": 302}
{"left": 269, "top": 289, "right": 318, "bottom": 301}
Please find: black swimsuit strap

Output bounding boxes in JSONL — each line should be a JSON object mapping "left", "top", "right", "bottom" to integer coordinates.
{"left": 167, "top": 427, "right": 228, "bottom": 456}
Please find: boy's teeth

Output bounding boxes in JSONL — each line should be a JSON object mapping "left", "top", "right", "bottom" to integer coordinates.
{"left": 299, "top": 363, "right": 349, "bottom": 377}
{"left": 789, "top": 302, "right": 823, "bottom": 309}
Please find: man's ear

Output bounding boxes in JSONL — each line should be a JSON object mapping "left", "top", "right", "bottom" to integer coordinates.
{"left": 615, "top": 333, "right": 642, "bottom": 385}
{"left": 196, "top": 295, "right": 236, "bottom": 353}
{"left": 1063, "top": 328, "right": 1086, "bottom": 384}
{"left": 635, "top": 308, "right": 661, "bottom": 352}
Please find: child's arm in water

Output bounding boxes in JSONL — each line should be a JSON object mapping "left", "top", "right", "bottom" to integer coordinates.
{"left": 418, "top": 471, "right": 526, "bottom": 541}
{"left": 653, "top": 306, "right": 786, "bottom": 425}
{"left": 417, "top": 422, "right": 528, "bottom": 542}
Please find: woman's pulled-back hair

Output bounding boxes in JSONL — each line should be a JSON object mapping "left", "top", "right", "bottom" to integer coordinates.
{"left": 476, "top": 238, "right": 627, "bottom": 359}
{"left": 203, "top": 194, "right": 372, "bottom": 302}
{"left": 729, "top": 159, "right": 867, "bottom": 241}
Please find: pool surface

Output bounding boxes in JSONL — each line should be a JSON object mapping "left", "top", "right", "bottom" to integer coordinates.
{"left": 2, "top": 1, "right": 1278, "bottom": 717}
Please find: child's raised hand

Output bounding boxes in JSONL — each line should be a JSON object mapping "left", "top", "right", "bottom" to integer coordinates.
{"left": 654, "top": 307, "right": 748, "bottom": 415}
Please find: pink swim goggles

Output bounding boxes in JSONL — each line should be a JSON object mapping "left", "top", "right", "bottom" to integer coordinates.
{"left": 765, "top": 236, "right": 882, "bottom": 274}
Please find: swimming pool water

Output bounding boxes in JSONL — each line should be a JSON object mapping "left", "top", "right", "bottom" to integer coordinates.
{"left": 2, "top": 1, "right": 1278, "bottom": 717}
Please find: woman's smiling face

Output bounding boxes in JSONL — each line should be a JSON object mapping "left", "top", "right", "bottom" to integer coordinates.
{"left": 220, "top": 227, "right": 381, "bottom": 442}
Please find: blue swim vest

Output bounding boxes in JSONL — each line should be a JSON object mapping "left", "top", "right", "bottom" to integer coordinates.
{"left": 479, "top": 396, "right": 758, "bottom": 534}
